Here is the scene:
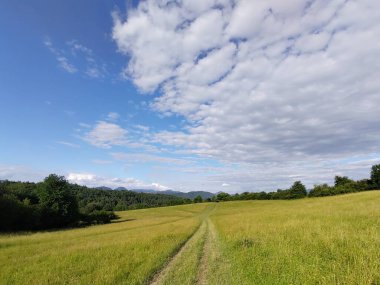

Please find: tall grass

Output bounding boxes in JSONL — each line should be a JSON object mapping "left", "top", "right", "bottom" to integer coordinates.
{"left": 209, "top": 191, "right": 380, "bottom": 284}
{"left": 1, "top": 192, "right": 379, "bottom": 284}
{"left": 0, "top": 203, "right": 209, "bottom": 285}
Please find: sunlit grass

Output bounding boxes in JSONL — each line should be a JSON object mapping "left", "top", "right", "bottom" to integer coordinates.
{"left": 0, "top": 203, "right": 209, "bottom": 285}
{"left": 1, "top": 192, "right": 379, "bottom": 284}
{"left": 208, "top": 191, "right": 380, "bottom": 284}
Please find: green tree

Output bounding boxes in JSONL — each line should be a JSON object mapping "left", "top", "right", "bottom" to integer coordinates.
{"left": 38, "top": 174, "right": 79, "bottom": 227}
{"left": 215, "top": 192, "right": 231, "bottom": 201}
{"left": 334, "top": 176, "right": 353, "bottom": 187}
{"left": 370, "top": 164, "right": 380, "bottom": 188}
{"left": 289, "top": 181, "right": 307, "bottom": 199}
{"left": 193, "top": 195, "right": 203, "bottom": 203}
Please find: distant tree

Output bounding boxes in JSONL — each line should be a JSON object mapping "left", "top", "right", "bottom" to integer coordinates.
{"left": 215, "top": 192, "right": 231, "bottom": 201}
{"left": 289, "top": 181, "right": 307, "bottom": 199}
{"left": 334, "top": 176, "right": 353, "bottom": 187}
{"left": 309, "top": 184, "right": 334, "bottom": 197}
{"left": 193, "top": 195, "right": 203, "bottom": 203}
{"left": 370, "top": 164, "right": 380, "bottom": 188}
{"left": 37, "top": 174, "right": 79, "bottom": 227}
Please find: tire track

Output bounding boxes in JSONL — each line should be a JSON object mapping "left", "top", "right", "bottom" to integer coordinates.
{"left": 196, "top": 218, "right": 221, "bottom": 285}
{"left": 148, "top": 204, "right": 217, "bottom": 285}
{"left": 149, "top": 221, "right": 207, "bottom": 285}
{"left": 148, "top": 204, "right": 216, "bottom": 285}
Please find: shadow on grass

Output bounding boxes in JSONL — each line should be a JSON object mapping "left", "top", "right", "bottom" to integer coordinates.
{"left": 111, "top": 218, "right": 136, "bottom": 224}
{"left": 0, "top": 215, "right": 135, "bottom": 236}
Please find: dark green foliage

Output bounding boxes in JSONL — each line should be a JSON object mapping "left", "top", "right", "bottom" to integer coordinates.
{"left": 0, "top": 174, "right": 190, "bottom": 232}
{"left": 334, "top": 176, "right": 354, "bottom": 187}
{"left": 0, "top": 194, "right": 41, "bottom": 231}
{"left": 370, "top": 164, "right": 380, "bottom": 188}
{"left": 193, "top": 195, "right": 203, "bottom": 203}
{"left": 81, "top": 210, "right": 118, "bottom": 225}
{"left": 309, "top": 184, "right": 334, "bottom": 197}
{"left": 289, "top": 181, "right": 307, "bottom": 199}
{"left": 310, "top": 178, "right": 371, "bottom": 198}
{"left": 73, "top": 184, "right": 190, "bottom": 211}
{"left": 37, "top": 174, "right": 79, "bottom": 228}
{"left": 214, "top": 192, "right": 232, "bottom": 202}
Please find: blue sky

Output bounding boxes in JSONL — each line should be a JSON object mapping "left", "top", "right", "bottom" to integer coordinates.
{"left": 1, "top": 0, "right": 379, "bottom": 193}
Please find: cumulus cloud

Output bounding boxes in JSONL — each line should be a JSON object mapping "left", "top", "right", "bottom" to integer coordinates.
{"left": 112, "top": 0, "right": 380, "bottom": 187}
{"left": 67, "top": 172, "right": 170, "bottom": 191}
{"left": 83, "top": 121, "right": 128, "bottom": 148}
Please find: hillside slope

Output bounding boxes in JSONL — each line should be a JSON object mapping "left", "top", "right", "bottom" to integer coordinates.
{"left": 1, "top": 191, "right": 379, "bottom": 284}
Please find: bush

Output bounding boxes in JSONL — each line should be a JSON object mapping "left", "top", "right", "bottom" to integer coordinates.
{"left": 84, "top": 210, "right": 118, "bottom": 225}
{"left": 0, "top": 194, "right": 40, "bottom": 231}
{"left": 371, "top": 164, "right": 380, "bottom": 188}
{"left": 37, "top": 174, "right": 79, "bottom": 228}
{"left": 309, "top": 184, "right": 334, "bottom": 197}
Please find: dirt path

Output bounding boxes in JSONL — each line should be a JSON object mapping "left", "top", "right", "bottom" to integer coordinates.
{"left": 196, "top": 219, "right": 212, "bottom": 285}
{"left": 150, "top": 206, "right": 217, "bottom": 285}
{"left": 149, "top": 222, "right": 206, "bottom": 285}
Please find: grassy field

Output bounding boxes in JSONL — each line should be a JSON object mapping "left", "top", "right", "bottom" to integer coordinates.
{"left": 1, "top": 192, "right": 379, "bottom": 284}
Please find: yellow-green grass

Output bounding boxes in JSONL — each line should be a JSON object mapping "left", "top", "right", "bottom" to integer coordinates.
{"left": 151, "top": 220, "right": 207, "bottom": 285}
{"left": 1, "top": 192, "right": 380, "bottom": 285}
{"left": 0, "top": 203, "right": 210, "bottom": 285}
{"left": 209, "top": 191, "right": 380, "bottom": 284}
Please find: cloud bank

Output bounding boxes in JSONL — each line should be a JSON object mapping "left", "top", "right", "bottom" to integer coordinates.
{"left": 111, "top": 0, "right": 380, "bottom": 191}
{"left": 67, "top": 172, "right": 170, "bottom": 191}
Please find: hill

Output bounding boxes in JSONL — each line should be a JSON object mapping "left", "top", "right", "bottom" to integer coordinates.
{"left": 1, "top": 191, "right": 379, "bottom": 284}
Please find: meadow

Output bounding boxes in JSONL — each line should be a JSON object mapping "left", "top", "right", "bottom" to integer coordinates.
{"left": 1, "top": 191, "right": 379, "bottom": 284}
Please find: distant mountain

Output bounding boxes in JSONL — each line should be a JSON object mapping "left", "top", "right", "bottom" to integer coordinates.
{"left": 95, "top": 186, "right": 113, "bottom": 191}
{"left": 131, "top": 189, "right": 157, "bottom": 194}
{"left": 115, "top": 187, "right": 128, "bottom": 191}
{"left": 131, "top": 189, "right": 215, "bottom": 200}
{"left": 96, "top": 186, "right": 214, "bottom": 200}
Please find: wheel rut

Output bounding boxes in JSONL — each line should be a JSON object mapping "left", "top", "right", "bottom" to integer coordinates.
{"left": 148, "top": 205, "right": 217, "bottom": 285}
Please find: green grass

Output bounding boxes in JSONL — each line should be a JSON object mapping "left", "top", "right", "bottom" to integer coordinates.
{"left": 209, "top": 191, "right": 380, "bottom": 284}
{"left": 0, "top": 203, "right": 209, "bottom": 285}
{"left": 1, "top": 192, "right": 380, "bottom": 285}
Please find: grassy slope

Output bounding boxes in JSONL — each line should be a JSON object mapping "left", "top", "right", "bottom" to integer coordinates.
{"left": 209, "top": 191, "right": 380, "bottom": 284}
{"left": 0, "top": 203, "right": 209, "bottom": 285}
{"left": 1, "top": 192, "right": 379, "bottom": 285}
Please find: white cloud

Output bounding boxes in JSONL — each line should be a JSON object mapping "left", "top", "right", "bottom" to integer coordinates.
{"left": 45, "top": 38, "right": 106, "bottom": 78}
{"left": 92, "top": 159, "right": 113, "bottom": 165}
{"left": 56, "top": 141, "right": 80, "bottom": 148}
{"left": 67, "top": 172, "right": 170, "bottom": 191}
{"left": 106, "top": 112, "right": 120, "bottom": 121}
{"left": 0, "top": 165, "right": 46, "bottom": 182}
{"left": 111, "top": 152, "right": 192, "bottom": 165}
{"left": 112, "top": 0, "right": 380, "bottom": 182}
{"left": 83, "top": 121, "right": 128, "bottom": 148}
{"left": 44, "top": 38, "right": 78, "bottom": 73}
{"left": 56, "top": 56, "right": 77, "bottom": 73}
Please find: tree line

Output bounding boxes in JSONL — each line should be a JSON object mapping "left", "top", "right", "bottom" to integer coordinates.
{"left": 1, "top": 164, "right": 379, "bottom": 231}
{"left": 0, "top": 174, "right": 191, "bottom": 232}
{"left": 195, "top": 164, "right": 380, "bottom": 203}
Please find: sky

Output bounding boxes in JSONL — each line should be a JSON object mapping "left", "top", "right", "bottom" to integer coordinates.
{"left": 1, "top": 0, "right": 379, "bottom": 193}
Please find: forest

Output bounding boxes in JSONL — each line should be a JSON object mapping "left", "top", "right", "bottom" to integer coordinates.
{"left": 1, "top": 164, "right": 379, "bottom": 232}
{"left": 0, "top": 174, "right": 191, "bottom": 231}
